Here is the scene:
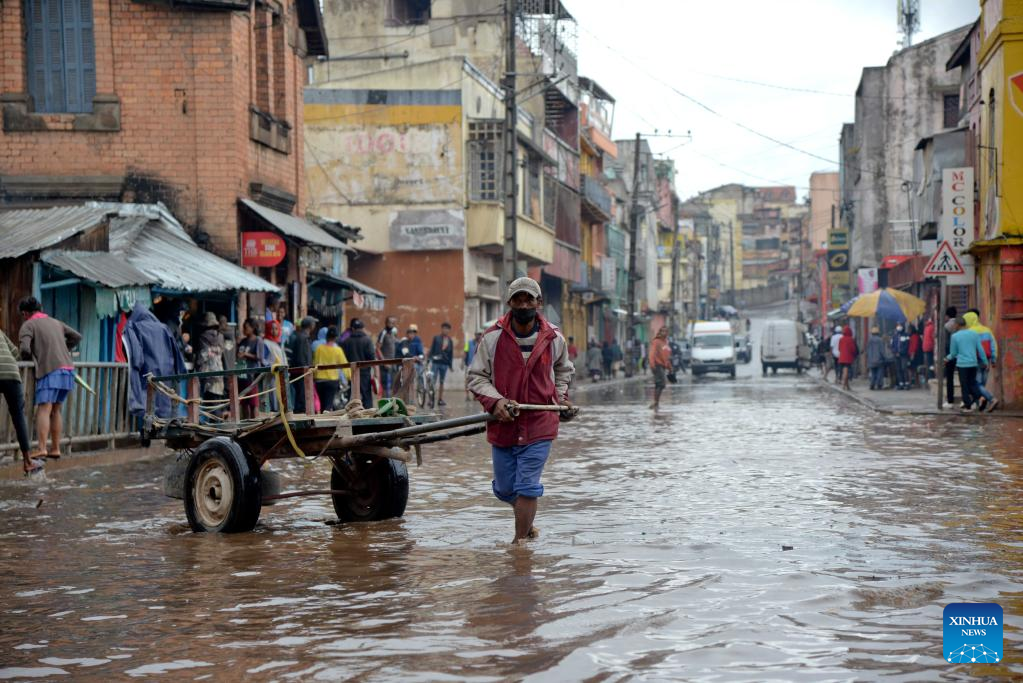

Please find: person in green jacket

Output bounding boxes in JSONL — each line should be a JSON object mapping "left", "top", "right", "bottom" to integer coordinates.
{"left": 0, "top": 330, "right": 40, "bottom": 474}
{"left": 945, "top": 317, "right": 988, "bottom": 412}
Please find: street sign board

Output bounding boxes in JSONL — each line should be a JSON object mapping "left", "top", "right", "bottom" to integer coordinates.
{"left": 241, "top": 231, "right": 287, "bottom": 267}
{"left": 923, "top": 240, "right": 965, "bottom": 276}
{"left": 941, "top": 167, "right": 974, "bottom": 285}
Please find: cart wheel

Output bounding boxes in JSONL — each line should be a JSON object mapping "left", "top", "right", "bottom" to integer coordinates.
{"left": 416, "top": 381, "right": 427, "bottom": 408}
{"left": 184, "top": 437, "right": 261, "bottom": 533}
{"left": 428, "top": 381, "right": 436, "bottom": 409}
{"left": 331, "top": 456, "right": 409, "bottom": 522}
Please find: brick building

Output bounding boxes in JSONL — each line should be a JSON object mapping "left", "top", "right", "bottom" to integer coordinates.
{"left": 1, "top": 0, "right": 332, "bottom": 322}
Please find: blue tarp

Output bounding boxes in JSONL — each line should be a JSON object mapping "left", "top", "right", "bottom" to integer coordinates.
{"left": 123, "top": 303, "right": 185, "bottom": 417}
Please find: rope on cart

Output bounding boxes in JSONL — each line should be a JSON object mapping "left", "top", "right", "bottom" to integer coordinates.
{"left": 271, "top": 364, "right": 308, "bottom": 460}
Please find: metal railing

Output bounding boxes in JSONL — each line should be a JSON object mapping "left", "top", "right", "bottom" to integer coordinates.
{"left": 1, "top": 362, "right": 135, "bottom": 455}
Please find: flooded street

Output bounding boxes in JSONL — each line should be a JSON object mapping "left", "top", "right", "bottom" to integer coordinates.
{"left": 1, "top": 313, "right": 1021, "bottom": 681}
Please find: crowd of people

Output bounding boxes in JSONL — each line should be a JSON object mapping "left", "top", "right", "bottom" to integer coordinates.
{"left": 814, "top": 305, "right": 999, "bottom": 412}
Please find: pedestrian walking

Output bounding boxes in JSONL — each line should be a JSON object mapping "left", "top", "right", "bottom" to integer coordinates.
{"left": 964, "top": 310, "right": 998, "bottom": 412}
{"left": 567, "top": 336, "right": 578, "bottom": 362}
{"left": 922, "top": 317, "right": 935, "bottom": 380}
{"left": 376, "top": 317, "right": 398, "bottom": 397}
{"left": 341, "top": 318, "right": 375, "bottom": 406}
{"left": 942, "top": 306, "right": 958, "bottom": 408}
{"left": 586, "top": 339, "right": 603, "bottom": 382}
{"left": 946, "top": 316, "right": 988, "bottom": 412}
{"left": 892, "top": 324, "right": 910, "bottom": 390}
{"left": 611, "top": 338, "right": 624, "bottom": 376}
{"left": 123, "top": 302, "right": 186, "bottom": 419}
{"left": 601, "top": 340, "right": 613, "bottom": 379}
{"left": 429, "top": 322, "right": 455, "bottom": 406}
{"left": 463, "top": 330, "right": 483, "bottom": 401}
{"left": 1, "top": 329, "right": 39, "bottom": 474}
{"left": 829, "top": 325, "right": 843, "bottom": 384}
{"left": 648, "top": 327, "right": 672, "bottom": 410}
{"left": 236, "top": 318, "right": 263, "bottom": 419}
{"left": 17, "top": 296, "right": 82, "bottom": 461}
{"left": 907, "top": 324, "right": 922, "bottom": 388}
{"left": 286, "top": 316, "right": 315, "bottom": 414}
{"left": 816, "top": 332, "right": 831, "bottom": 379}
{"left": 313, "top": 326, "right": 349, "bottom": 412}
{"left": 466, "top": 277, "right": 575, "bottom": 545}
{"left": 837, "top": 325, "right": 857, "bottom": 391}
{"left": 866, "top": 326, "right": 885, "bottom": 390}
{"left": 195, "top": 312, "right": 226, "bottom": 409}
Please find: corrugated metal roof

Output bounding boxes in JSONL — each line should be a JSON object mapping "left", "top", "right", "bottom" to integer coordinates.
{"left": 239, "top": 199, "right": 351, "bottom": 251}
{"left": 0, "top": 202, "right": 278, "bottom": 294}
{"left": 40, "top": 250, "right": 152, "bottom": 288}
{"left": 308, "top": 270, "right": 387, "bottom": 298}
{"left": 117, "top": 215, "right": 279, "bottom": 293}
{"left": 0, "top": 204, "right": 111, "bottom": 259}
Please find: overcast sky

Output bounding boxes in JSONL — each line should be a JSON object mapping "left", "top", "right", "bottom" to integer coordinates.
{"left": 566, "top": 0, "right": 979, "bottom": 201}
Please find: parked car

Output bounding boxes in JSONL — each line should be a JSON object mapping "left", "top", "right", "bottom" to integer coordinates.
{"left": 760, "top": 319, "right": 811, "bottom": 375}
{"left": 690, "top": 321, "right": 736, "bottom": 378}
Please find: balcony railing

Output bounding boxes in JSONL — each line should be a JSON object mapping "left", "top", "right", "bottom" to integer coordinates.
{"left": 582, "top": 174, "right": 612, "bottom": 218}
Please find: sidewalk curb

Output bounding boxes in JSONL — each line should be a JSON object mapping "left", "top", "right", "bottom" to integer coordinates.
{"left": 572, "top": 374, "right": 647, "bottom": 395}
{"left": 811, "top": 376, "right": 1023, "bottom": 419}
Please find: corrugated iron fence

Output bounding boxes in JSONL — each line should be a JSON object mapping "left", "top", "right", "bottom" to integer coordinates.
{"left": 1, "top": 362, "right": 135, "bottom": 455}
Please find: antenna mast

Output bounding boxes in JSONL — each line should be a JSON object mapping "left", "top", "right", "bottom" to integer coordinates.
{"left": 897, "top": 0, "right": 920, "bottom": 48}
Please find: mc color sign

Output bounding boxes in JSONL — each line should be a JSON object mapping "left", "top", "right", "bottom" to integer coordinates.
{"left": 941, "top": 167, "right": 974, "bottom": 286}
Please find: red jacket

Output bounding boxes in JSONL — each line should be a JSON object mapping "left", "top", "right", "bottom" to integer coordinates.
{"left": 922, "top": 320, "right": 935, "bottom": 353}
{"left": 466, "top": 312, "right": 574, "bottom": 447}
{"left": 838, "top": 326, "right": 858, "bottom": 364}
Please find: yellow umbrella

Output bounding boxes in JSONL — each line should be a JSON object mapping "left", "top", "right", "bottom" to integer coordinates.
{"left": 846, "top": 287, "right": 926, "bottom": 323}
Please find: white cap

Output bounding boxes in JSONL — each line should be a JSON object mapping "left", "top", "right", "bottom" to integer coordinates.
{"left": 506, "top": 277, "right": 541, "bottom": 302}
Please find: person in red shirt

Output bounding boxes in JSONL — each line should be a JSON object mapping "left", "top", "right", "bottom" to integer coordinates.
{"left": 907, "top": 324, "right": 922, "bottom": 387}
{"left": 922, "top": 318, "right": 935, "bottom": 380}
{"left": 648, "top": 327, "right": 672, "bottom": 410}
{"left": 838, "top": 325, "right": 858, "bottom": 390}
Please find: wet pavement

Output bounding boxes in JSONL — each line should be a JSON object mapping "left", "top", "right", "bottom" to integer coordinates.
{"left": 1, "top": 311, "right": 1022, "bottom": 681}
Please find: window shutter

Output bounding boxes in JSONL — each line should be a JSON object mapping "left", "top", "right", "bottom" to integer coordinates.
{"left": 26, "top": 0, "right": 49, "bottom": 111}
{"left": 46, "top": 0, "right": 66, "bottom": 112}
{"left": 62, "top": 0, "right": 83, "bottom": 112}
{"left": 79, "top": 0, "right": 96, "bottom": 108}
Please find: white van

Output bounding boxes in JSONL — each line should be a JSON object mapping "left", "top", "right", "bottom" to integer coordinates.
{"left": 760, "top": 319, "right": 811, "bottom": 375}
{"left": 690, "top": 321, "right": 736, "bottom": 378}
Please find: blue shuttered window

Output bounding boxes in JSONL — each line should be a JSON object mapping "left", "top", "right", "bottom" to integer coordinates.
{"left": 24, "top": 0, "right": 95, "bottom": 113}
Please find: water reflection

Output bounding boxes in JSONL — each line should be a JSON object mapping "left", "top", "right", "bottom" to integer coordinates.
{"left": 0, "top": 360, "right": 1021, "bottom": 680}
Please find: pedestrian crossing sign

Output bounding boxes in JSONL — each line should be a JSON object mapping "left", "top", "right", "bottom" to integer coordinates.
{"left": 924, "top": 241, "right": 965, "bottom": 276}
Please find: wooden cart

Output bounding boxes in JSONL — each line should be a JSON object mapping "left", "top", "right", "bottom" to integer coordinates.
{"left": 147, "top": 358, "right": 496, "bottom": 533}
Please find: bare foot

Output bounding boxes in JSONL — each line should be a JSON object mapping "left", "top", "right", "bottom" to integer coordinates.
{"left": 526, "top": 526, "right": 540, "bottom": 539}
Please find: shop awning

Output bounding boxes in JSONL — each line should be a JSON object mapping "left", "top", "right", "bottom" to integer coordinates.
{"left": 880, "top": 254, "right": 914, "bottom": 269}
{"left": 307, "top": 270, "right": 387, "bottom": 298}
{"left": 239, "top": 199, "right": 351, "bottom": 251}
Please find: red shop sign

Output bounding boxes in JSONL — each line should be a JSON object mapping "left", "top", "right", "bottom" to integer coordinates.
{"left": 241, "top": 232, "right": 287, "bottom": 267}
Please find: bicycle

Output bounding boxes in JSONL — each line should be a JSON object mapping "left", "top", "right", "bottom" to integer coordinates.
{"left": 416, "top": 358, "right": 436, "bottom": 409}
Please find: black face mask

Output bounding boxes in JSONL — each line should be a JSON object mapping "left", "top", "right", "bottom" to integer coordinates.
{"left": 512, "top": 307, "right": 537, "bottom": 325}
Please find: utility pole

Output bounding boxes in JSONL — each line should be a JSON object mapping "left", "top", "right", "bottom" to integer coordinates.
{"left": 796, "top": 217, "right": 804, "bottom": 322}
{"left": 728, "top": 220, "right": 735, "bottom": 306}
{"left": 669, "top": 193, "right": 680, "bottom": 337}
{"left": 626, "top": 132, "right": 642, "bottom": 375}
{"left": 501, "top": 0, "right": 518, "bottom": 286}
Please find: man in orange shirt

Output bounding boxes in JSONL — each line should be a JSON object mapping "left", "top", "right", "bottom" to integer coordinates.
{"left": 648, "top": 326, "right": 672, "bottom": 410}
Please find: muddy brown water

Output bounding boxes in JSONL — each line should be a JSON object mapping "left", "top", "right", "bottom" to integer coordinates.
{"left": 1, "top": 318, "right": 1021, "bottom": 681}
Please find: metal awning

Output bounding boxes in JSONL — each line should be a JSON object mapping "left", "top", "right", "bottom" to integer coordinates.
{"left": 307, "top": 270, "right": 387, "bottom": 298}
{"left": 40, "top": 250, "right": 151, "bottom": 288}
{"left": 0, "top": 202, "right": 278, "bottom": 294}
{"left": 239, "top": 199, "right": 351, "bottom": 251}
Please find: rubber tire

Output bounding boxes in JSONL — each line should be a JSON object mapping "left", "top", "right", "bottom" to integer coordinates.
{"left": 331, "top": 456, "right": 409, "bottom": 522}
{"left": 692, "top": 368, "right": 703, "bottom": 377}
{"left": 772, "top": 366, "right": 778, "bottom": 375}
{"left": 184, "top": 437, "right": 261, "bottom": 533}
{"left": 729, "top": 367, "right": 736, "bottom": 379}
{"left": 762, "top": 363, "right": 769, "bottom": 376}
{"left": 796, "top": 365, "right": 804, "bottom": 375}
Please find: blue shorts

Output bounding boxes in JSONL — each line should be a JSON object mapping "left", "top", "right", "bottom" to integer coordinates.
{"left": 435, "top": 363, "right": 450, "bottom": 383}
{"left": 35, "top": 368, "right": 75, "bottom": 405}
{"left": 491, "top": 440, "right": 552, "bottom": 503}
